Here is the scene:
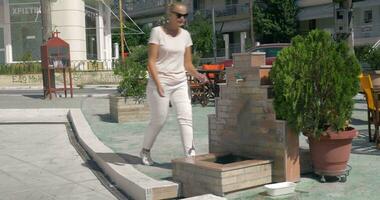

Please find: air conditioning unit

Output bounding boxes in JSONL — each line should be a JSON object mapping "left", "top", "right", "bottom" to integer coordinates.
{"left": 335, "top": 8, "right": 350, "bottom": 34}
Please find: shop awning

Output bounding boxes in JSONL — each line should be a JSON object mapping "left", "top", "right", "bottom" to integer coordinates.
{"left": 216, "top": 19, "right": 250, "bottom": 33}
{"left": 297, "top": 3, "right": 334, "bottom": 21}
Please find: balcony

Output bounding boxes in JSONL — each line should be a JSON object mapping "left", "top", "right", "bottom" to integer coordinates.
{"left": 296, "top": 0, "right": 332, "bottom": 8}
{"left": 125, "top": 0, "right": 170, "bottom": 18}
{"left": 199, "top": 3, "right": 250, "bottom": 21}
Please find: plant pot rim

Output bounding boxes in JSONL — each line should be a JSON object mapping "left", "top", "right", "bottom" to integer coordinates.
{"left": 307, "top": 127, "right": 358, "bottom": 140}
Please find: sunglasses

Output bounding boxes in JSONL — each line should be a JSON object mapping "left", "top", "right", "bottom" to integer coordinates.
{"left": 172, "top": 11, "right": 188, "bottom": 19}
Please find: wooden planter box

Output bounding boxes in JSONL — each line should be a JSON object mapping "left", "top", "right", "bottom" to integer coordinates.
{"left": 109, "top": 94, "right": 150, "bottom": 123}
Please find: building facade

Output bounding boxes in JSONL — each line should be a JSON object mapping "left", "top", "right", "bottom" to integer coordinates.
{"left": 197, "top": 0, "right": 251, "bottom": 57}
{"left": 0, "top": 0, "right": 113, "bottom": 66}
{"left": 125, "top": 0, "right": 252, "bottom": 58}
{"left": 298, "top": 0, "right": 380, "bottom": 46}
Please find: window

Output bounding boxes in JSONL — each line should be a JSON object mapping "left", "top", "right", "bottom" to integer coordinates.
{"left": 0, "top": 0, "right": 4, "bottom": 24}
{"left": 85, "top": 5, "right": 98, "bottom": 60}
{"left": 364, "top": 10, "right": 372, "bottom": 23}
{"left": 225, "top": 0, "right": 238, "bottom": 5}
{"left": 9, "top": 1, "right": 42, "bottom": 61}
{"left": 309, "top": 19, "right": 316, "bottom": 30}
{"left": 194, "top": 0, "right": 205, "bottom": 10}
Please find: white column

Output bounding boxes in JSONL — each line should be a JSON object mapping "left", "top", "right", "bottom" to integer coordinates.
{"left": 96, "top": 2, "right": 105, "bottom": 61}
{"left": 50, "top": 0, "right": 87, "bottom": 62}
{"left": 240, "top": 32, "right": 246, "bottom": 53}
{"left": 223, "top": 34, "right": 229, "bottom": 60}
{"left": 104, "top": 4, "right": 112, "bottom": 69}
{"left": 3, "top": 0, "right": 13, "bottom": 63}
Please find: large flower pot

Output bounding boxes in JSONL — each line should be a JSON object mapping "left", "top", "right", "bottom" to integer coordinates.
{"left": 308, "top": 128, "right": 358, "bottom": 176}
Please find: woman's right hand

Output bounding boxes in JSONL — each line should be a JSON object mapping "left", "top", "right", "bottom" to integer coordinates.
{"left": 157, "top": 85, "right": 165, "bottom": 97}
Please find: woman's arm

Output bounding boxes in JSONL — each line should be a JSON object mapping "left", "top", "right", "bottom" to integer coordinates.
{"left": 148, "top": 43, "right": 165, "bottom": 97}
{"left": 184, "top": 46, "right": 208, "bottom": 83}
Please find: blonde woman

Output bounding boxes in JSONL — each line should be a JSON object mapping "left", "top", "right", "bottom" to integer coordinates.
{"left": 140, "top": 2, "right": 208, "bottom": 165}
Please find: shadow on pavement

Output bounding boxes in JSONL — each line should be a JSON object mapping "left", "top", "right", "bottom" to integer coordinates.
{"left": 352, "top": 108, "right": 368, "bottom": 112}
{"left": 116, "top": 153, "right": 172, "bottom": 169}
{"left": 116, "top": 153, "right": 142, "bottom": 164}
{"left": 152, "top": 162, "right": 172, "bottom": 170}
{"left": 302, "top": 173, "right": 343, "bottom": 183}
{"left": 95, "top": 152, "right": 173, "bottom": 170}
{"left": 354, "top": 98, "right": 367, "bottom": 104}
{"left": 23, "top": 94, "right": 45, "bottom": 99}
{"left": 351, "top": 130, "right": 380, "bottom": 155}
{"left": 97, "top": 113, "right": 115, "bottom": 123}
{"left": 351, "top": 117, "right": 367, "bottom": 126}
{"left": 81, "top": 159, "right": 103, "bottom": 172}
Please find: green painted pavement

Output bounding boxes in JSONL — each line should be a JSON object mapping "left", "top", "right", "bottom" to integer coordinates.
{"left": 1, "top": 94, "right": 379, "bottom": 200}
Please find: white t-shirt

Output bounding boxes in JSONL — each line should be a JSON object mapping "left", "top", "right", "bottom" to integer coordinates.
{"left": 148, "top": 26, "right": 193, "bottom": 85}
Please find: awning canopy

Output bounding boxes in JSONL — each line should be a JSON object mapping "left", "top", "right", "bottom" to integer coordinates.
{"left": 216, "top": 19, "right": 250, "bottom": 33}
{"left": 297, "top": 3, "right": 334, "bottom": 21}
{"left": 354, "top": 0, "right": 380, "bottom": 8}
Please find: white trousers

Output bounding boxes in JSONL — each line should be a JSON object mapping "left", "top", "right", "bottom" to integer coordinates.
{"left": 142, "top": 80, "right": 194, "bottom": 155}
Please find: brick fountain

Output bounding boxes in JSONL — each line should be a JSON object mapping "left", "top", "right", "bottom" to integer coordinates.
{"left": 172, "top": 52, "right": 300, "bottom": 197}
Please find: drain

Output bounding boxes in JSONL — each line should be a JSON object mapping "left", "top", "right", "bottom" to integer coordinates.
{"left": 65, "top": 122, "right": 130, "bottom": 200}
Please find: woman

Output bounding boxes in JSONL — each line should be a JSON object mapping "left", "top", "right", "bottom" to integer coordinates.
{"left": 140, "top": 2, "right": 208, "bottom": 165}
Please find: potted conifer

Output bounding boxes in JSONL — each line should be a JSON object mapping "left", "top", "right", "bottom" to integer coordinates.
{"left": 110, "top": 45, "right": 149, "bottom": 123}
{"left": 270, "top": 30, "right": 360, "bottom": 182}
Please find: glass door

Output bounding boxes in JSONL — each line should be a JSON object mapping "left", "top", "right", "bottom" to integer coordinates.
{"left": 0, "top": 27, "right": 4, "bottom": 64}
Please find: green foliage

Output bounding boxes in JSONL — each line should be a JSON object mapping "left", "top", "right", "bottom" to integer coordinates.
{"left": 113, "top": 45, "right": 148, "bottom": 98}
{"left": 270, "top": 30, "right": 360, "bottom": 137}
{"left": 253, "top": 0, "right": 298, "bottom": 43}
{"left": 192, "top": 51, "right": 201, "bottom": 67}
{"left": 187, "top": 12, "right": 214, "bottom": 58}
{"left": 112, "top": 22, "right": 150, "bottom": 52}
{"left": 0, "top": 63, "right": 41, "bottom": 75}
{"left": 354, "top": 45, "right": 380, "bottom": 70}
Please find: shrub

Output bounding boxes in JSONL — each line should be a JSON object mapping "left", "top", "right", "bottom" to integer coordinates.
{"left": 270, "top": 30, "right": 360, "bottom": 137}
{"left": 0, "top": 63, "right": 41, "bottom": 75}
{"left": 113, "top": 45, "right": 148, "bottom": 98}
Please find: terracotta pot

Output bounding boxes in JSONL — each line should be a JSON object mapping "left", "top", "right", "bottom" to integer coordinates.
{"left": 308, "top": 128, "right": 358, "bottom": 176}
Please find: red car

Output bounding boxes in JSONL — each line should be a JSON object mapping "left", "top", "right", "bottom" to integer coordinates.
{"left": 250, "top": 43, "right": 290, "bottom": 65}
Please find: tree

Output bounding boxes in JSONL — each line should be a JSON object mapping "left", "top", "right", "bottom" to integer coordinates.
{"left": 112, "top": 22, "right": 150, "bottom": 47}
{"left": 253, "top": 0, "right": 298, "bottom": 43}
{"left": 187, "top": 12, "right": 214, "bottom": 58}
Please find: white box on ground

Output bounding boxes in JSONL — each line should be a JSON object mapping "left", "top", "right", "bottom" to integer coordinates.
{"left": 264, "top": 182, "right": 296, "bottom": 196}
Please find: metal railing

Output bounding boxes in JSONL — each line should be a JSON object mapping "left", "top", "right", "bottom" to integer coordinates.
{"left": 198, "top": 3, "right": 250, "bottom": 18}
{"left": 125, "top": 0, "right": 169, "bottom": 12}
{"left": 353, "top": 24, "right": 380, "bottom": 38}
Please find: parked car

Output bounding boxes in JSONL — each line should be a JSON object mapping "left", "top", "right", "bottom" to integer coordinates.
{"left": 249, "top": 43, "right": 290, "bottom": 65}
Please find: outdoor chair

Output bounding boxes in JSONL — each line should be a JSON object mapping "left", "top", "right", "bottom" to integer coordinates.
{"left": 187, "top": 73, "right": 209, "bottom": 107}
{"left": 359, "top": 74, "right": 380, "bottom": 143}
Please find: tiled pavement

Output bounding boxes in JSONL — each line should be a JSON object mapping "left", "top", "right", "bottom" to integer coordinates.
{"left": 0, "top": 93, "right": 379, "bottom": 199}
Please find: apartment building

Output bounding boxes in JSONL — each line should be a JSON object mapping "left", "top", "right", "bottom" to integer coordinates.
{"left": 196, "top": 0, "right": 251, "bottom": 57}
{"left": 125, "top": 0, "right": 193, "bottom": 25}
{"left": 298, "top": 0, "right": 380, "bottom": 46}
{"left": 125, "top": 0, "right": 252, "bottom": 58}
{"left": 0, "top": 0, "right": 113, "bottom": 65}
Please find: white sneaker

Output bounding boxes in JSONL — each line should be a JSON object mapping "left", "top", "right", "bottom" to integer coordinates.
{"left": 186, "top": 148, "right": 196, "bottom": 157}
{"left": 140, "top": 150, "right": 154, "bottom": 166}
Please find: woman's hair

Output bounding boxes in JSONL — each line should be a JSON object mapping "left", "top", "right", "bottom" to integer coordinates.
{"left": 166, "top": 2, "right": 187, "bottom": 16}
{"left": 159, "top": 2, "right": 187, "bottom": 25}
